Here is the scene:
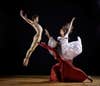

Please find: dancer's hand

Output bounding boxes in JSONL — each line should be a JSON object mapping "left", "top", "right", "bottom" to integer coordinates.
{"left": 20, "top": 10, "right": 27, "bottom": 19}
{"left": 45, "top": 29, "right": 49, "bottom": 35}
{"left": 23, "top": 57, "right": 29, "bottom": 67}
{"left": 24, "top": 13, "right": 27, "bottom": 18}
{"left": 72, "top": 17, "right": 75, "bottom": 22}
{"left": 20, "top": 10, "right": 24, "bottom": 17}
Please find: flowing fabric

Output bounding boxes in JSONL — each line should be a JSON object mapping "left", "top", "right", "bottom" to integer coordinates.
{"left": 38, "top": 42, "right": 89, "bottom": 82}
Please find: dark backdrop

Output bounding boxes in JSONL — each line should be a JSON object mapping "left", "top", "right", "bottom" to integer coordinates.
{"left": 0, "top": 0, "right": 100, "bottom": 75}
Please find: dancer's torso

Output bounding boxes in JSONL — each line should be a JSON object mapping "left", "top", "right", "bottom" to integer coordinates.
{"left": 32, "top": 24, "right": 43, "bottom": 42}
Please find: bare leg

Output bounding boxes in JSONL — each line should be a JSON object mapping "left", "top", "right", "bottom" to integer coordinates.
{"left": 23, "top": 36, "right": 39, "bottom": 66}
{"left": 20, "top": 11, "right": 43, "bottom": 66}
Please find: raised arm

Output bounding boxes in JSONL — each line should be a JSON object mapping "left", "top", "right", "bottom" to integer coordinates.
{"left": 20, "top": 10, "right": 33, "bottom": 25}
{"left": 65, "top": 17, "right": 75, "bottom": 37}
{"left": 20, "top": 10, "right": 40, "bottom": 33}
{"left": 45, "top": 29, "right": 51, "bottom": 39}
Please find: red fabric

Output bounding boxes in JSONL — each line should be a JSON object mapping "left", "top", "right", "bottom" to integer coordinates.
{"left": 38, "top": 42, "right": 88, "bottom": 82}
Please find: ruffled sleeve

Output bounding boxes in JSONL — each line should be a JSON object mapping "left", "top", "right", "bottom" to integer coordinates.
{"left": 47, "top": 37, "right": 57, "bottom": 57}
{"left": 48, "top": 37, "right": 57, "bottom": 48}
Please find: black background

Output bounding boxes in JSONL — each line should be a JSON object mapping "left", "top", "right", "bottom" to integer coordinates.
{"left": 0, "top": 0, "right": 100, "bottom": 75}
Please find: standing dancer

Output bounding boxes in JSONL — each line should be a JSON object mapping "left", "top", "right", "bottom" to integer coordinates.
{"left": 39, "top": 17, "right": 93, "bottom": 82}
{"left": 20, "top": 10, "right": 43, "bottom": 66}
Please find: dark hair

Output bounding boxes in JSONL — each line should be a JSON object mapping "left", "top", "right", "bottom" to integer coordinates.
{"left": 32, "top": 14, "right": 39, "bottom": 21}
{"left": 61, "top": 24, "right": 69, "bottom": 35}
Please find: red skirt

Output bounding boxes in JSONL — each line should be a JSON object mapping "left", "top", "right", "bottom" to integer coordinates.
{"left": 38, "top": 42, "right": 90, "bottom": 82}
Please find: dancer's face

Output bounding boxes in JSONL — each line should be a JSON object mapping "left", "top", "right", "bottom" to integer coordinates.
{"left": 60, "top": 29, "right": 64, "bottom": 37}
{"left": 32, "top": 16, "right": 39, "bottom": 23}
{"left": 35, "top": 17, "right": 39, "bottom": 23}
{"left": 34, "top": 16, "right": 39, "bottom": 23}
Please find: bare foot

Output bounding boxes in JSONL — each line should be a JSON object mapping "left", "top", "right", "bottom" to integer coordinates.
{"left": 23, "top": 58, "right": 29, "bottom": 67}
{"left": 83, "top": 79, "right": 91, "bottom": 83}
{"left": 88, "top": 76, "right": 93, "bottom": 82}
{"left": 83, "top": 77, "right": 93, "bottom": 83}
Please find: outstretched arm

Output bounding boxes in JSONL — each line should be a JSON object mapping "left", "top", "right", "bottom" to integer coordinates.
{"left": 65, "top": 17, "right": 75, "bottom": 37}
{"left": 45, "top": 29, "right": 58, "bottom": 49}
{"left": 45, "top": 29, "right": 51, "bottom": 39}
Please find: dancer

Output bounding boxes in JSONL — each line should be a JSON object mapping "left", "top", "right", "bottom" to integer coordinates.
{"left": 20, "top": 10, "right": 43, "bottom": 66}
{"left": 39, "top": 17, "right": 93, "bottom": 82}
